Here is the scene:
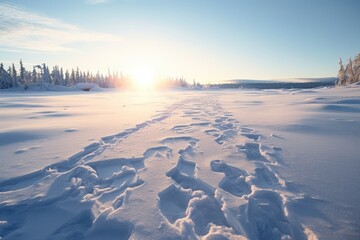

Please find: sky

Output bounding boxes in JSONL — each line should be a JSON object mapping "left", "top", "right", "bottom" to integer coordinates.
{"left": 0, "top": 0, "right": 360, "bottom": 83}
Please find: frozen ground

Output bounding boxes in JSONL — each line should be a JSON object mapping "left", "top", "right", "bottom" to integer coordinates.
{"left": 0, "top": 86, "right": 359, "bottom": 239}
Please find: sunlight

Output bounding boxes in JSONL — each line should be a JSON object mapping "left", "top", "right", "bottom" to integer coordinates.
{"left": 131, "top": 65, "right": 155, "bottom": 89}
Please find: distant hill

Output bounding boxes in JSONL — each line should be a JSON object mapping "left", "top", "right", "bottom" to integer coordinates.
{"left": 227, "top": 77, "right": 336, "bottom": 84}
{"left": 215, "top": 77, "right": 336, "bottom": 89}
{"left": 278, "top": 77, "right": 337, "bottom": 83}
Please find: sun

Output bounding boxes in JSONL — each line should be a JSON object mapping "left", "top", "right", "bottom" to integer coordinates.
{"left": 131, "top": 65, "right": 155, "bottom": 89}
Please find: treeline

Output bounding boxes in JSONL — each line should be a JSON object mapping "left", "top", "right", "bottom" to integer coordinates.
{"left": 155, "top": 76, "right": 190, "bottom": 89}
{"left": 337, "top": 53, "right": 360, "bottom": 86}
{"left": 0, "top": 60, "right": 191, "bottom": 90}
{"left": 0, "top": 60, "right": 131, "bottom": 89}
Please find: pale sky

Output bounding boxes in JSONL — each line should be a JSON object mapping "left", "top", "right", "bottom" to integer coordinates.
{"left": 1, "top": 0, "right": 359, "bottom": 83}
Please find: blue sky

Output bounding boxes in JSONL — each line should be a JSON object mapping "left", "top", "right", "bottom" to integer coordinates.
{"left": 0, "top": 0, "right": 359, "bottom": 82}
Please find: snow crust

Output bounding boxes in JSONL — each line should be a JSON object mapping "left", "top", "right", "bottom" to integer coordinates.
{"left": 0, "top": 86, "right": 359, "bottom": 239}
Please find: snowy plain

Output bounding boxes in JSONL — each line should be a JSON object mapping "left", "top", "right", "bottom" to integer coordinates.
{"left": 0, "top": 86, "right": 359, "bottom": 239}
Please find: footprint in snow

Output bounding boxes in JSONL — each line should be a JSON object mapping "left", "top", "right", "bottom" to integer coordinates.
{"left": 210, "top": 160, "right": 251, "bottom": 197}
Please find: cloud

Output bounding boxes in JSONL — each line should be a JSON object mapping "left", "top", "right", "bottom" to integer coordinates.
{"left": 0, "top": 3, "right": 120, "bottom": 53}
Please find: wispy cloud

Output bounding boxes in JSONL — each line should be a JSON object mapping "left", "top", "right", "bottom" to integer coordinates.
{"left": 0, "top": 3, "right": 120, "bottom": 53}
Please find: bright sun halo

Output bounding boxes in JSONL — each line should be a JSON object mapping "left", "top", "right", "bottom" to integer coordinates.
{"left": 131, "top": 65, "right": 155, "bottom": 89}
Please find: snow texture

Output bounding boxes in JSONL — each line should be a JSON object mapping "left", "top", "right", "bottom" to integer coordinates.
{"left": 0, "top": 86, "right": 359, "bottom": 239}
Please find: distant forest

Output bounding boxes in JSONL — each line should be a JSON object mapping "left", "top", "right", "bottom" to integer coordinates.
{"left": 0, "top": 60, "right": 190, "bottom": 90}
{"left": 337, "top": 52, "right": 360, "bottom": 86}
{"left": 2, "top": 54, "right": 359, "bottom": 90}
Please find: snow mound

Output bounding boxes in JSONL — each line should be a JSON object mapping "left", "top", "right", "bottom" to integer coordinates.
{"left": 76, "top": 83, "right": 99, "bottom": 91}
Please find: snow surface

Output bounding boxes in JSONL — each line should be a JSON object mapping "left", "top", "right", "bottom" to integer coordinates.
{"left": 0, "top": 86, "right": 359, "bottom": 239}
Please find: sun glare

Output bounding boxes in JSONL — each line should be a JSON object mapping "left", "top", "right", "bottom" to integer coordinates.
{"left": 131, "top": 65, "right": 155, "bottom": 89}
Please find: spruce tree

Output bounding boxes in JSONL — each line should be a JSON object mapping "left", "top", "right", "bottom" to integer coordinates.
{"left": 11, "top": 63, "right": 18, "bottom": 87}
{"left": 75, "top": 67, "right": 80, "bottom": 83}
{"left": 32, "top": 67, "right": 38, "bottom": 84}
{"left": 60, "top": 68, "right": 64, "bottom": 85}
{"left": 65, "top": 70, "right": 70, "bottom": 86}
{"left": 337, "top": 58, "right": 346, "bottom": 85}
{"left": 70, "top": 69, "right": 76, "bottom": 86}
{"left": 345, "top": 58, "right": 355, "bottom": 84}
{"left": 353, "top": 53, "right": 360, "bottom": 84}
{"left": 20, "top": 59, "right": 25, "bottom": 85}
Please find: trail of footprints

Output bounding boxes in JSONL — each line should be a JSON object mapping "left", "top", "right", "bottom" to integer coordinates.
{"left": 158, "top": 98, "right": 307, "bottom": 239}
{"left": 0, "top": 97, "right": 308, "bottom": 239}
{"left": 0, "top": 102, "right": 182, "bottom": 239}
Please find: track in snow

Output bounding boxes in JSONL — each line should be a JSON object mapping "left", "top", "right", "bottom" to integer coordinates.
{"left": 0, "top": 96, "right": 317, "bottom": 240}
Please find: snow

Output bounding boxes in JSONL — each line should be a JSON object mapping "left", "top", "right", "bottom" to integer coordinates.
{"left": 0, "top": 86, "right": 359, "bottom": 239}
{"left": 76, "top": 83, "right": 100, "bottom": 91}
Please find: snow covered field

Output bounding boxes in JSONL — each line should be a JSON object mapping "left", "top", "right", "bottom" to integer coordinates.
{"left": 0, "top": 87, "right": 359, "bottom": 240}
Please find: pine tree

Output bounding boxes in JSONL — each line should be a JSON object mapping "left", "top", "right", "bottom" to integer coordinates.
{"left": 51, "top": 66, "right": 62, "bottom": 85}
{"left": 65, "top": 70, "right": 70, "bottom": 86}
{"left": 70, "top": 69, "right": 76, "bottom": 86}
{"left": 46, "top": 66, "right": 51, "bottom": 84}
{"left": 19, "top": 59, "right": 25, "bottom": 85}
{"left": 0, "top": 63, "right": 4, "bottom": 88}
{"left": 11, "top": 63, "right": 18, "bottom": 87}
{"left": 353, "top": 53, "right": 360, "bottom": 84}
{"left": 0, "top": 65, "right": 12, "bottom": 88}
{"left": 40, "top": 63, "right": 52, "bottom": 88}
{"left": 345, "top": 58, "right": 355, "bottom": 84}
{"left": 7, "top": 66, "right": 12, "bottom": 87}
{"left": 337, "top": 58, "right": 346, "bottom": 85}
{"left": 60, "top": 68, "right": 64, "bottom": 85}
{"left": 32, "top": 66, "right": 38, "bottom": 84}
{"left": 75, "top": 67, "right": 80, "bottom": 84}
